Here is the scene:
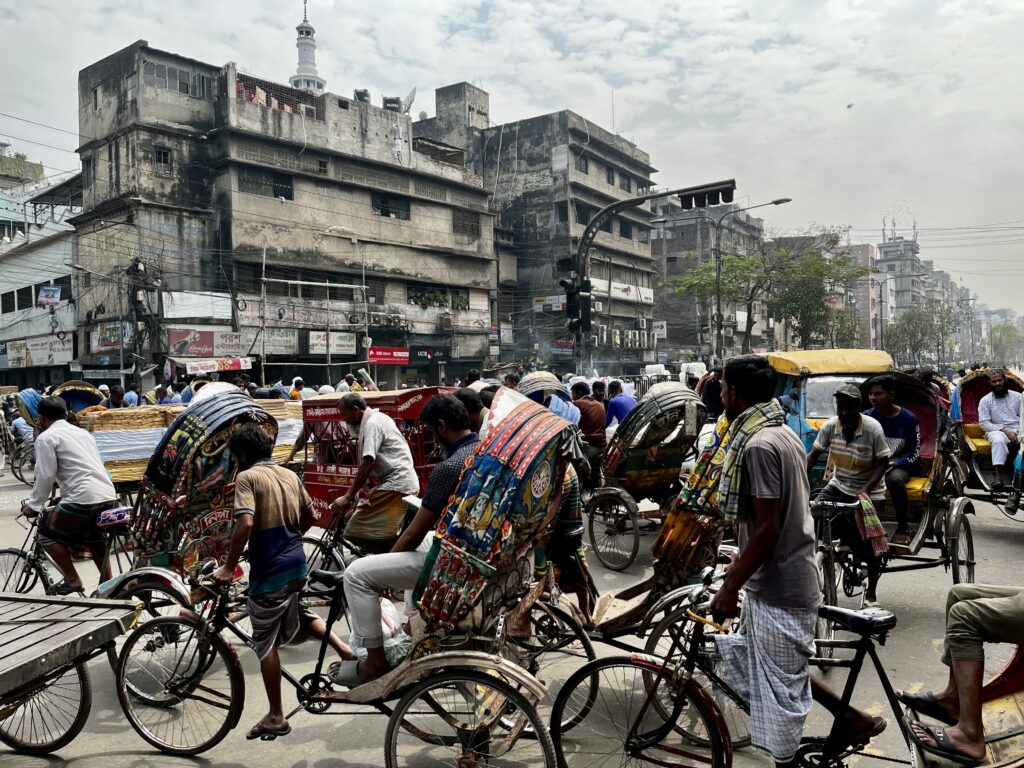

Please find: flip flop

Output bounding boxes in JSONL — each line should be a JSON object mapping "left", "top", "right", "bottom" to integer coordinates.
{"left": 905, "top": 718, "right": 985, "bottom": 766}
{"left": 50, "top": 580, "right": 84, "bottom": 596}
{"left": 330, "top": 659, "right": 364, "bottom": 688}
{"left": 245, "top": 719, "right": 292, "bottom": 741}
{"left": 825, "top": 715, "right": 887, "bottom": 753}
{"left": 896, "top": 690, "right": 957, "bottom": 726}
{"left": 891, "top": 531, "right": 913, "bottom": 547}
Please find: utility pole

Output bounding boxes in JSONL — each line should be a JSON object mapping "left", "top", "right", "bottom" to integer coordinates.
{"left": 325, "top": 278, "right": 332, "bottom": 384}
{"left": 260, "top": 247, "right": 267, "bottom": 386}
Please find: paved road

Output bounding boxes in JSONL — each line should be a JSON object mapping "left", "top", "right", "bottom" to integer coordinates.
{"left": 0, "top": 471, "right": 1021, "bottom": 767}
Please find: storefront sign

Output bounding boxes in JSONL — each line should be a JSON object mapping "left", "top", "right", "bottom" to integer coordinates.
{"left": 533, "top": 295, "right": 566, "bottom": 313}
{"left": 653, "top": 320, "right": 668, "bottom": 339}
{"left": 409, "top": 345, "right": 449, "bottom": 364}
{"left": 499, "top": 327, "right": 514, "bottom": 345}
{"left": 549, "top": 338, "right": 574, "bottom": 357}
{"left": 6, "top": 340, "right": 26, "bottom": 368}
{"left": 94, "top": 322, "right": 130, "bottom": 350}
{"left": 36, "top": 285, "right": 61, "bottom": 308}
{"left": 0, "top": 341, "right": 6, "bottom": 368}
{"left": 369, "top": 347, "right": 409, "bottom": 365}
{"left": 215, "top": 331, "right": 245, "bottom": 357}
{"left": 241, "top": 327, "right": 300, "bottom": 355}
{"left": 174, "top": 357, "right": 253, "bottom": 375}
{"left": 309, "top": 331, "right": 357, "bottom": 355}
{"left": 592, "top": 282, "right": 655, "bottom": 304}
{"left": 168, "top": 330, "right": 215, "bottom": 357}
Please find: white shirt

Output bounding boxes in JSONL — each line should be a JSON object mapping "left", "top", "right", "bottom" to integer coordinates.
{"left": 978, "top": 390, "right": 1022, "bottom": 433}
{"left": 28, "top": 419, "right": 117, "bottom": 512}
{"left": 336, "top": 381, "right": 351, "bottom": 392}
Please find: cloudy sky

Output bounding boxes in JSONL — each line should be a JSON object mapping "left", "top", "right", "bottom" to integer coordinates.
{"left": 2, "top": 0, "right": 1022, "bottom": 309}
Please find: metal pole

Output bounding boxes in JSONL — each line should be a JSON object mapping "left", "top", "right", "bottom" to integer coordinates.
{"left": 117, "top": 283, "right": 125, "bottom": 389}
{"left": 714, "top": 218, "right": 723, "bottom": 364}
{"left": 325, "top": 278, "right": 332, "bottom": 385}
{"left": 360, "top": 239, "right": 369, "bottom": 379}
{"left": 260, "top": 247, "right": 267, "bottom": 386}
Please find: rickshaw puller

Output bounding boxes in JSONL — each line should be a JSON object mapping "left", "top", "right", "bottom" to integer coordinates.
{"left": 977, "top": 369, "right": 1020, "bottom": 488}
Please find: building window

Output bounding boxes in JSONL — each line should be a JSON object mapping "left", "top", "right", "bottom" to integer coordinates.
{"left": 619, "top": 220, "right": 633, "bottom": 239}
{"left": 126, "top": 72, "right": 138, "bottom": 101}
{"left": 605, "top": 166, "right": 615, "bottom": 185}
{"left": 453, "top": 209, "right": 481, "bottom": 238}
{"left": 155, "top": 147, "right": 171, "bottom": 175}
{"left": 450, "top": 287, "right": 470, "bottom": 311}
{"left": 16, "top": 286, "right": 33, "bottom": 310}
{"left": 142, "top": 61, "right": 210, "bottom": 99}
{"left": 92, "top": 85, "right": 101, "bottom": 109}
{"left": 1, "top": 292, "right": 13, "bottom": 314}
{"left": 619, "top": 175, "right": 632, "bottom": 192}
{"left": 82, "top": 157, "right": 94, "bottom": 188}
{"left": 573, "top": 153, "right": 589, "bottom": 174}
{"left": 600, "top": 216, "right": 612, "bottom": 234}
{"left": 53, "top": 274, "right": 73, "bottom": 301}
{"left": 317, "top": 159, "right": 328, "bottom": 175}
{"left": 555, "top": 202, "right": 569, "bottom": 223}
{"left": 239, "top": 168, "right": 294, "bottom": 200}
{"left": 574, "top": 201, "right": 590, "bottom": 225}
{"left": 338, "top": 99, "right": 350, "bottom": 110}
{"left": 408, "top": 284, "right": 450, "bottom": 308}
{"left": 638, "top": 227, "right": 650, "bottom": 244}
{"left": 362, "top": 278, "right": 386, "bottom": 304}
{"left": 371, "top": 192, "right": 411, "bottom": 220}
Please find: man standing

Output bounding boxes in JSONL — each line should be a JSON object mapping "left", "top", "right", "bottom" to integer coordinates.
{"left": 570, "top": 381, "right": 606, "bottom": 484}
{"left": 864, "top": 375, "right": 920, "bottom": 549}
{"left": 591, "top": 379, "right": 607, "bottom": 406}
{"left": 337, "top": 394, "right": 479, "bottom": 686}
{"left": 605, "top": 380, "right": 637, "bottom": 427}
{"left": 329, "top": 393, "right": 420, "bottom": 553}
{"left": 123, "top": 384, "right": 141, "bottom": 407}
{"left": 502, "top": 371, "right": 521, "bottom": 389}
{"left": 213, "top": 425, "right": 352, "bottom": 740}
{"left": 977, "top": 369, "right": 1021, "bottom": 488}
{"left": 805, "top": 383, "right": 891, "bottom": 605}
{"left": 20, "top": 397, "right": 118, "bottom": 594}
{"left": 454, "top": 388, "right": 489, "bottom": 435}
{"left": 710, "top": 356, "right": 883, "bottom": 766}
{"left": 104, "top": 385, "right": 131, "bottom": 409}
{"left": 701, "top": 367, "right": 724, "bottom": 420}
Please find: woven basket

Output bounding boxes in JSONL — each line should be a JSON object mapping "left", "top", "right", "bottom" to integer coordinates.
{"left": 83, "top": 406, "right": 178, "bottom": 431}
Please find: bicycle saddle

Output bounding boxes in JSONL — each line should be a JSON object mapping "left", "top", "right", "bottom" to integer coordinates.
{"left": 310, "top": 569, "right": 345, "bottom": 589}
{"left": 818, "top": 605, "right": 896, "bottom": 635}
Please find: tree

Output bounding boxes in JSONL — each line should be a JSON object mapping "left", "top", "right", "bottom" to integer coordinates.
{"left": 989, "top": 323, "right": 1023, "bottom": 366}
{"left": 883, "top": 306, "right": 936, "bottom": 366}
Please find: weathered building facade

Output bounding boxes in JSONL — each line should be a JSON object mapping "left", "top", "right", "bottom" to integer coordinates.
{"left": 415, "top": 84, "right": 657, "bottom": 374}
{"left": 73, "top": 24, "right": 495, "bottom": 387}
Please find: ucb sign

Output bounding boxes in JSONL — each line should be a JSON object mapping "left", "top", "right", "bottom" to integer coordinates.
{"left": 410, "top": 345, "right": 450, "bottom": 364}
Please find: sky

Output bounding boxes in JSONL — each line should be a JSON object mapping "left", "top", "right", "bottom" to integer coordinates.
{"left": 1, "top": 0, "right": 1022, "bottom": 309}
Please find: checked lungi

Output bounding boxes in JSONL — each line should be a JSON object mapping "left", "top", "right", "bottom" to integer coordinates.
{"left": 714, "top": 593, "right": 817, "bottom": 763}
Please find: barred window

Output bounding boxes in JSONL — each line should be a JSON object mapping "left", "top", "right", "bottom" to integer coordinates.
{"left": 452, "top": 209, "right": 481, "bottom": 238}
{"left": 239, "top": 168, "right": 293, "bottom": 200}
{"left": 372, "top": 193, "right": 411, "bottom": 220}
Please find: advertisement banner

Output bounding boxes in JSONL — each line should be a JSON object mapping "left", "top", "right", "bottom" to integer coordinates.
{"left": 214, "top": 331, "right": 245, "bottom": 357}
{"left": 6, "top": 340, "right": 26, "bottom": 368}
{"left": 241, "top": 328, "right": 300, "bottom": 355}
{"left": 653, "top": 320, "right": 668, "bottom": 339}
{"left": 369, "top": 347, "right": 409, "bottom": 365}
{"left": 178, "top": 358, "right": 253, "bottom": 375}
{"left": 309, "top": 331, "right": 357, "bottom": 355}
{"left": 168, "top": 329, "right": 215, "bottom": 357}
{"left": 549, "top": 338, "right": 574, "bottom": 357}
{"left": 0, "top": 341, "right": 6, "bottom": 369}
{"left": 409, "top": 345, "right": 449, "bottom": 365}
{"left": 36, "top": 285, "right": 62, "bottom": 308}
{"left": 24, "top": 336, "right": 73, "bottom": 367}
{"left": 96, "top": 323, "right": 123, "bottom": 349}
{"left": 533, "top": 295, "right": 566, "bottom": 313}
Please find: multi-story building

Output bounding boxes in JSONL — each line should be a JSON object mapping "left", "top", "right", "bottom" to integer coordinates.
{"left": 73, "top": 12, "right": 495, "bottom": 388}
{"left": 872, "top": 273, "right": 897, "bottom": 349}
{"left": 842, "top": 244, "right": 877, "bottom": 348}
{"left": 0, "top": 141, "right": 44, "bottom": 191}
{"left": 876, "top": 236, "right": 925, "bottom": 318}
{"left": 649, "top": 197, "right": 769, "bottom": 360}
{"left": 414, "top": 83, "right": 657, "bottom": 374}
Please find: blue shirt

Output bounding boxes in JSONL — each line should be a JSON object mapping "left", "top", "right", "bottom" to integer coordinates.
{"left": 123, "top": 391, "right": 139, "bottom": 406}
{"left": 606, "top": 394, "right": 637, "bottom": 426}
{"left": 863, "top": 406, "right": 920, "bottom": 467}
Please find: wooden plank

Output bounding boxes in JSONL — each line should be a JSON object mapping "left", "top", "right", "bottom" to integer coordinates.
{"left": 0, "top": 603, "right": 130, "bottom": 660}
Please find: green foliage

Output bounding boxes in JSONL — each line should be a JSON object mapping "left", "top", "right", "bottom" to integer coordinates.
{"left": 883, "top": 306, "right": 936, "bottom": 365}
{"left": 989, "top": 323, "right": 1023, "bottom": 366}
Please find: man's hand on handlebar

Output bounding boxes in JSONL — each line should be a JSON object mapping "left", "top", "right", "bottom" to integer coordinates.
{"left": 212, "top": 564, "right": 235, "bottom": 587}
{"left": 20, "top": 502, "right": 38, "bottom": 519}
{"left": 709, "top": 582, "right": 740, "bottom": 623}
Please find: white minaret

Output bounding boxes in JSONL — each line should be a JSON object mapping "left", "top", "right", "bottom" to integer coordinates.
{"left": 289, "top": 1, "right": 326, "bottom": 95}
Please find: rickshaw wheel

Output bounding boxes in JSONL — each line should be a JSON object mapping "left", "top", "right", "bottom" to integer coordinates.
{"left": 586, "top": 497, "right": 640, "bottom": 571}
{"left": 814, "top": 549, "right": 839, "bottom": 662}
{"left": 0, "top": 662, "right": 91, "bottom": 754}
{"left": 949, "top": 513, "right": 975, "bottom": 584}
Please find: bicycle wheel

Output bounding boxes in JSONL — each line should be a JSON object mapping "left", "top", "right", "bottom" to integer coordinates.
{"left": 587, "top": 497, "right": 639, "bottom": 571}
{"left": 950, "top": 514, "right": 975, "bottom": 584}
{"left": 0, "top": 662, "right": 91, "bottom": 755}
{"left": 302, "top": 534, "right": 342, "bottom": 573}
{"left": 116, "top": 614, "right": 244, "bottom": 755}
{"left": 384, "top": 668, "right": 556, "bottom": 768}
{"left": 0, "top": 548, "right": 47, "bottom": 595}
{"left": 814, "top": 549, "right": 838, "bottom": 660}
{"left": 13, "top": 444, "right": 35, "bottom": 487}
{"left": 551, "top": 656, "right": 727, "bottom": 768}
{"left": 643, "top": 610, "right": 751, "bottom": 749}
{"left": 507, "top": 600, "right": 597, "bottom": 734}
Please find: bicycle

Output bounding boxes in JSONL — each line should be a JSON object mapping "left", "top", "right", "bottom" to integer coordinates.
{"left": 550, "top": 568, "right": 918, "bottom": 768}
{"left": 115, "top": 561, "right": 556, "bottom": 765}
{"left": 9, "top": 440, "right": 35, "bottom": 487}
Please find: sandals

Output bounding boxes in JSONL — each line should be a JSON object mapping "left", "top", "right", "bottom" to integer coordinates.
{"left": 905, "top": 718, "right": 985, "bottom": 766}
{"left": 246, "top": 718, "right": 291, "bottom": 741}
{"left": 825, "top": 715, "right": 887, "bottom": 753}
{"left": 890, "top": 531, "right": 913, "bottom": 548}
{"left": 896, "top": 690, "right": 957, "bottom": 726}
{"left": 50, "top": 580, "right": 84, "bottom": 596}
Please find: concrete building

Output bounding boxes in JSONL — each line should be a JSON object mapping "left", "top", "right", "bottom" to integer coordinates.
{"left": 876, "top": 235, "right": 925, "bottom": 318}
{"left": 842, "top": 243, "right": 877, "bottom": 348}
{"left": 649, "top": 197, "right": 769, "bottom": 361}
{"left": 73, "top": 12, "right": 495, "bottom": 387}
{"left": 872, "top": 273, "right": 897, "bottom": 349}
{"left": 414, "top": 83, "right": 657, "bottom": 374}
{"left": 0, "top": 141, "right": 44, "bottom": 191}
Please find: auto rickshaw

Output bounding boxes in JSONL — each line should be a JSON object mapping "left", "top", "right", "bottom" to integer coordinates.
{"left": 947, "top": 367, "right": 1024, "bottom": 517}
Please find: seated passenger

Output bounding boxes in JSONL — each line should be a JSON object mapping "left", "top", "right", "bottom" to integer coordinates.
{"left": 863, "top": 375, "right": 920, "bottom": 549}
{"left": 978, "top": 369, "right": 1021, "bottom": 488}
{"left": 901, "top": 583, "right": 1024, "bottom": 766}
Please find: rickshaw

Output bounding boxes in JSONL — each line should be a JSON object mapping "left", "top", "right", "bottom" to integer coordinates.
{"left": 947, "top": 367, "right": 1024, "bottom": 516}
{"left": 585, "top": 382, "right": 707, "bottom": 571}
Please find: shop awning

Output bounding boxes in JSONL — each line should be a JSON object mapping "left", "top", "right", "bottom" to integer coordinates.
{"left": 171, "top": 357, "right": 253, "bottom": 375}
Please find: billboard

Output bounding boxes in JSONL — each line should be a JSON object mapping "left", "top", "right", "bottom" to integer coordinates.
{"left": 36, "top": 285, "right": 62, "bottom": 308}
{"left": 168, "top": 330, "right": 215, "bottom": 357}
{"left": 409, "top": 345, "right": 450, "bottom": 364}
{"left": 369, "top": 347, "right": 409, "bottom": 365}
{"left": 309, "top": 331, "right": 357, "bottom": 355}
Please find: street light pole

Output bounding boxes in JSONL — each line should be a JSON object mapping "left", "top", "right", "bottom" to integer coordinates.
{"left": 712, "top": 198, "right": 791, "bottom": 364}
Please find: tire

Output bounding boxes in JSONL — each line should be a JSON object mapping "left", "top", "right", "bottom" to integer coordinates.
{"left": 0, "top": 549, "right": 47, "bottom": 595}
{"left": 508, "top": 600, "right": 597, "bottom": 734}
{"left": 116, "top": 614, "right": 245, "bottom": 755}
{"left": 384, "top": 668, "right": 556, "bottom": 768}
{"left": 586, "top": 497, "right": 640, "bottom": 571}
{"left": 550, "top": 656, "right": 727, "bottom": 768}
{"left": 13, "top": 444, "right": 35, "bottom": 487}
{"left": 950, "top": 514, "right": 975, "bottom": 585}
{"left": 106, "top": 581, "right": 192, "bottom": 676}
{"left": 302, "top": 534, "right": 342, "bottom": 573}
{"left": 814, "top": 549, "right": 838, "bottom": 660}
{"left": 0, "top": 662, "right": 92, "bottom": 755}
{"left": 643, "top": 609, "right": 751, "bottom": 749}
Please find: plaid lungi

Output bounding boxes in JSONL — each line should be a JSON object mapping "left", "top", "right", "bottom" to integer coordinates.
{"left": 248, "top": 579, "right": 317, "bottom": 660}
{"left": 39, "top": 499, "right": 116, "bottom": 546}
{"left": 344, "top": 489, "right": 409, "bottom": 542}
{"left": 714, "top": 593, "right": 817, "bottom": 763}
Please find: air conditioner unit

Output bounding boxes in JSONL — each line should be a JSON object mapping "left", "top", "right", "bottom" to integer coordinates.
{"left": 636, "top": 318, "right": 648, "bottom": 330}
{"left": 589, "top": 334, "right": 599, "bottom": 347}
{"left": 625, "top": 331, "right": 636, "bottom": 349}
{"left": 594, "top": 301, "right": 604, "bottom": 313}
{"left": 438, "top": 313, "right": 454, "bottom": 331}
{"left": 612, "top": 329, "right": 622, "bottom": 347}
{"left": 348, "top": 313, "right": 363, "bottom": 324}
{"left": 598, "top": 326, "right": 608, "bottom": 346}
{"left": 648, "top": 331, "right": 658, "bottom": 349}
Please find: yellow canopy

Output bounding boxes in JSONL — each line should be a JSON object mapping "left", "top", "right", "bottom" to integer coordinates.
{"left": 766, "top": 349, "right": 894, "bottom": 377}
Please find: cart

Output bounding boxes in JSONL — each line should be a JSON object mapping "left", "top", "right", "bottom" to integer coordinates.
{"left": 0, "top": 593, "right": 135, "bottom": 755}
{"left": 585, "top": 382, "right": 707, "bottom": 571}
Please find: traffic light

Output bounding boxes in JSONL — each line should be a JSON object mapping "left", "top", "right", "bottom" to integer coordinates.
{"left": 559, "top": 276, "right": 580, "bottom": 332}
{"left": 679, "top": 181, "right": 736, "bottom": 210}
{"left": 579, "top": 278, "right": 592, "bottom": 333}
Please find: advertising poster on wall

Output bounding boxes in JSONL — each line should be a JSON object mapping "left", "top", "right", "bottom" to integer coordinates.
{"left": 309, "top": 331, "right": 357, "bottom": 355}
{"left": 168, "top": 329, "right": 215, "bottom": 357}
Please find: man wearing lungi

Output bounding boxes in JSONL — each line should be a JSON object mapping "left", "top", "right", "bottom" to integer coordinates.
{"left": 330, "top": 393, "right": 420, "bottom": 553}
{"left": 214, "top": 425, "right": 353, "bottom": 740}
{"left": 710, "top": 356, "right": 884, "bottom": 766}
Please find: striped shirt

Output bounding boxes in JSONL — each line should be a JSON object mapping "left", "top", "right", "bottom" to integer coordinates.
{"left": 814, "top": 415, "right": 893, "bottom": 500}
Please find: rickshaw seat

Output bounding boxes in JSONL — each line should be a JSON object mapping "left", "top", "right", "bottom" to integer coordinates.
{"left": 964, "top": 423, "right": 985, "bottom": 439}
{"left": 902, "top": 476, "right": 930, "bottom": 502}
